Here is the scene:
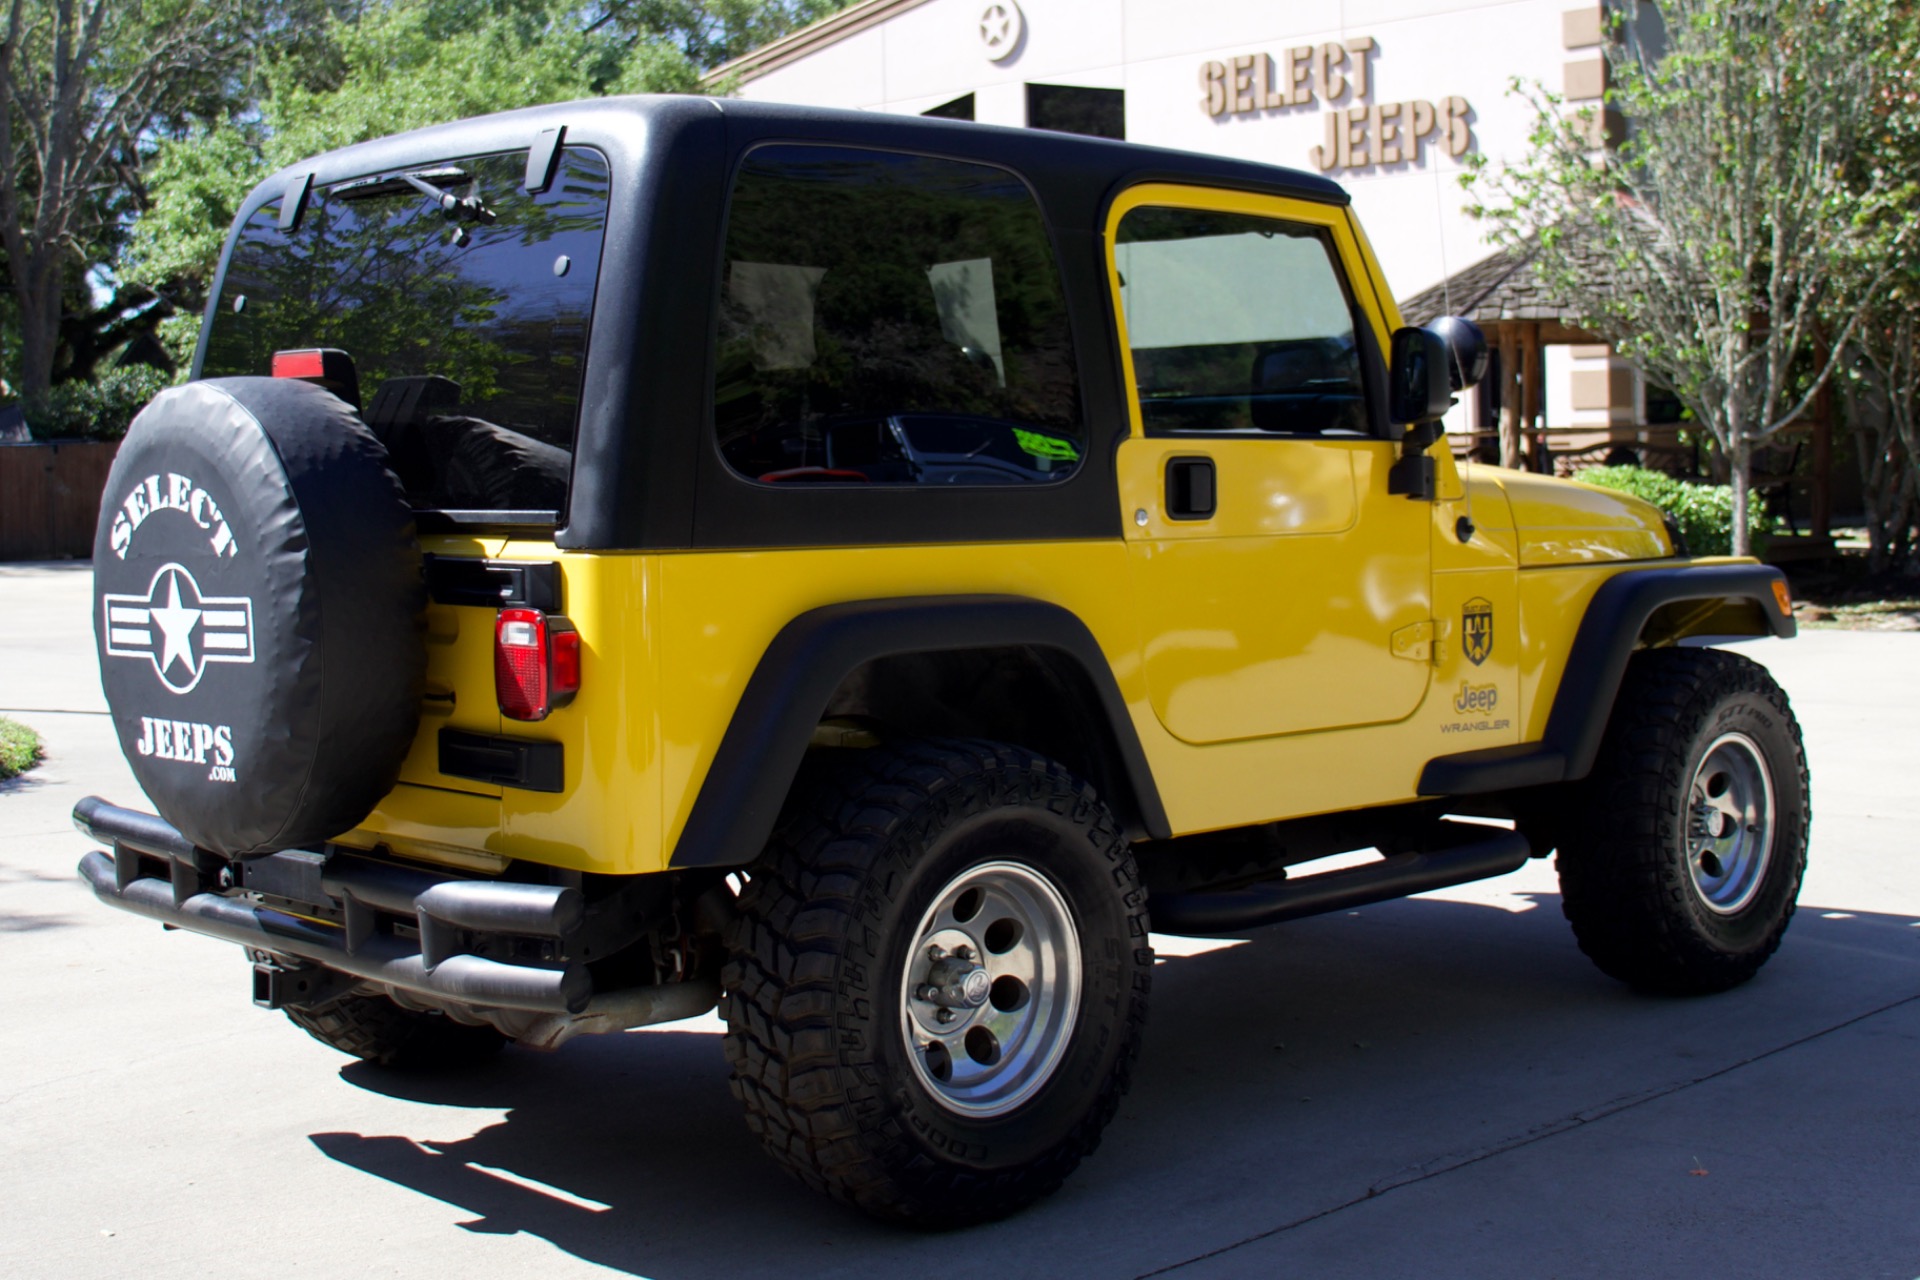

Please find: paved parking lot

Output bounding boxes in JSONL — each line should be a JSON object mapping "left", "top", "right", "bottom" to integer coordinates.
{"left": 3, "top": 559, "right": 1917, "bottom": 1279}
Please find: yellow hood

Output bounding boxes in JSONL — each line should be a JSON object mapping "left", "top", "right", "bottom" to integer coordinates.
{"left": 1487, "top": 470, "right": 1674, "bottom": 566}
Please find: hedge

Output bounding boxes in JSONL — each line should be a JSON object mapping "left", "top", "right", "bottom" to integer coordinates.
{"left": 1576, "top": 465, "right": 1773, "bottom": 557}
{"left": 0, "top": 716, "right": 42, "bottom": 781}
{"left": 24, "top": 365, "right": 171, "bottom": 441}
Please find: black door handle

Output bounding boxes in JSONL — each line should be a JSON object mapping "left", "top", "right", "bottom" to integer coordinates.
{"left": 1165, "top": 456, "right": 1216, "bottom": 520}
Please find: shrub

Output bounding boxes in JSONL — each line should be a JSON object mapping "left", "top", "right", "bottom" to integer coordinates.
{"left": 24, "top": 365, "right": 171, "bottom": 441}
{"left": 0, "top": 716, "right": 42, "bottom": 781}
{"left": 1576, "top": 465, "right": 1773, "bottom": 557}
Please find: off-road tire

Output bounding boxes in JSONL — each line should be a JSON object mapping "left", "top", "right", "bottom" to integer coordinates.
{"left": 285, "top": 991, "right": 506, "bottom": 1069}
{"left": 722, "top": 738, "right": 1151, "bottom": 1227}
{"left": 1558, "top": 647, "right": 1809, "bottom": 994}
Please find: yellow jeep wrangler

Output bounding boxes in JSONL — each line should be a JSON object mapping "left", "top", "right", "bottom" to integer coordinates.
{"left": 78, "top": 96, "right": 1806, "bottom": 1226}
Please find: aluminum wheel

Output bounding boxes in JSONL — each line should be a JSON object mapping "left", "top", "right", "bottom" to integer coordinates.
{"left": 1686, "top": 731, "right": 1776, "bottom": 915}
{"left": 899, "top": 860, "right": 1082, "bottom": 1118}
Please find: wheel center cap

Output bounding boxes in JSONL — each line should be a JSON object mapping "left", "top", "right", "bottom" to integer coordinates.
{"left": 961, "top": 968, "right": 991, "bottom": 1008}
{"left": 922, "top": 954, "right": 992, "bottom": 1009}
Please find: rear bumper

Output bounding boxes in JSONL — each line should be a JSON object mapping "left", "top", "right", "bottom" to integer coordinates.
{"left": 73, "top": 796, "right": 591, "bottom": 1014}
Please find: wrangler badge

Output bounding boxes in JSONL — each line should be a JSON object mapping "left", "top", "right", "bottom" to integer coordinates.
{"left": 1462, "top": 597, "right": 1494, "bottom": 666}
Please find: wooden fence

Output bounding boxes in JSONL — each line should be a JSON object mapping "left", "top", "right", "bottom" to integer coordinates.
{"left": 0, "top": 441, "right": 118, "bottom": 560}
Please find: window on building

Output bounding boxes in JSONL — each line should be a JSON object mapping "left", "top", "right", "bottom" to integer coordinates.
{"left": 923, "top": 93, "right": 976, "bottom": 121}
{"left": 1027, "top": 84, "right": 1124, "bottom": 139}
{"left": 1113, "top": 206, "right": 1372, "bottom": 437}
{"left": 714, "top": 145, "right": 1084, "bottom": 487}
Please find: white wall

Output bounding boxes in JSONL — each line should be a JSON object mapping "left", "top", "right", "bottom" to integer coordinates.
{"left": 739, "top": 0, "right": 1575, "bottom": 303}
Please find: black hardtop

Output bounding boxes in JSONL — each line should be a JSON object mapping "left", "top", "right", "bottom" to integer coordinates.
{"left": 241, "top": 94, "right": 1349, "bottom": 218}
{"left": 202, "top": 95, "right": 1356, "bottom": 552}
{"left": 711, "top": 96, "right": 1350, "bottom": 207}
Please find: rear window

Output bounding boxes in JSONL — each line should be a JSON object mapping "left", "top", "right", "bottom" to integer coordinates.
{"left": 713, "top": 145, "right": 1084, "bottom": 488}
{"left": 202, "top": 148, "right": 610, "bottom": 519}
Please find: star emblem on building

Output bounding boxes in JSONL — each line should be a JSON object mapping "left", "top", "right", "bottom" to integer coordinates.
{"left": 978, "top": 1, "right": 1022, "bottom": 61}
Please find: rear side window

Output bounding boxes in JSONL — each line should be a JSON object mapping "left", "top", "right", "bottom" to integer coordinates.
{"left": 1115, "top": 207, "right": 1371, "bottom": 438}
{"left": 202, "top": 148, "right": 610, "bottom": 518}
{"left": 714, "top": 145, "right": 1084, "bottom": 487}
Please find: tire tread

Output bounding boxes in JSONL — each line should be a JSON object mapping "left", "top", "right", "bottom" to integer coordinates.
{"left": 1558, "top": 647, "right": 1809, "bottom": 994}
{"left": 285, "top": 991, "right": 506, "bottom": 1069}
{"left": 721, "top": 737, "right": 1150, "bottom": 1226}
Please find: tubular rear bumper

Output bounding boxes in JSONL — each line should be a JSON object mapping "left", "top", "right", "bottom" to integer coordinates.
{"left": 73, "top": 796, "right": 591, "bottom": 1014}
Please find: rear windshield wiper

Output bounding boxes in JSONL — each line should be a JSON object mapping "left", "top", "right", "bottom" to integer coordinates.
{"left": 397, "top": 171, "right": 496, "bottom": 226}
{"left": 332, "top": 167, "right": 496, "bottom": 226}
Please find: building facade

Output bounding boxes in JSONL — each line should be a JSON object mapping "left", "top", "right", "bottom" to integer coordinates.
{"left": 709, "top": 0, "right": 1657, "bottom": 458}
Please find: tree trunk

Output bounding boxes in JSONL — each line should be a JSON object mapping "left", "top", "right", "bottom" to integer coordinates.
{"left": 1893, "top": 467, "right": 1917, "bottom": 572}
{"left": 1862, "top": 448, "right": 1891, "bottom": 575}
{"left": 14, "top": 266, "right": 61, "bottom": 400}
{"left": 1728, "top": 434, "right": 1753, "bottom": 557}
{"left": 1811, "top": 372, "right": 1833, "bottom": 543}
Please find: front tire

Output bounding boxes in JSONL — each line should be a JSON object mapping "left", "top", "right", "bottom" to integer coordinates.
{"left": 1558, "top": 647, "right": 1810, "bottom": 994}
{"left": 723, "top": 739, "right": 1151, "bottom": 1226}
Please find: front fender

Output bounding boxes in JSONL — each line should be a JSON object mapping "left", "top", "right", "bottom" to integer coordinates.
{"left": 1419, "top": 563, "right": 1794, "bottom": 796}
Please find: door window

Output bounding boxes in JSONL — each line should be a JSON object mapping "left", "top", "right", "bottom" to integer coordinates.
{"left": 1114, "top": 207, "right": 1372, "bottom": 438}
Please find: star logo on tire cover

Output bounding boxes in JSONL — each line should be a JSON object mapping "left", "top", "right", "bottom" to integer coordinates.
{"left": 103, "top": 563, "right": 255, "bottom": 694}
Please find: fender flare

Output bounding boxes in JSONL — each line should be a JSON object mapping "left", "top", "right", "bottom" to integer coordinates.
{"left": 1418, "top": 563, "right": 1795, "bottom": 796}
{"left": 668, "top": 595, "right": 1171, "bottom": 868}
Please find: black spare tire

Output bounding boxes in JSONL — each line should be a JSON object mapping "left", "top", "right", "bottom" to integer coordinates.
{"left": 93, "top": 377, "right": 425, "bottom": 857}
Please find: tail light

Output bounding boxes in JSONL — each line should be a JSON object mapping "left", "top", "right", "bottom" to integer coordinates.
{"left": 495, "top": 608, "right": 580, "bottom": 721}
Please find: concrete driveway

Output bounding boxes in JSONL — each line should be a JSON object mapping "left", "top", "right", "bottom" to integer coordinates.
{"left": 2, "top": 560, "right": 1916, "bottom": 1279}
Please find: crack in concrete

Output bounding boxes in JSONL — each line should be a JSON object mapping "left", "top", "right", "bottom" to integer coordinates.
{"left": 1135, "top": 988, "right": 1920, "bottom": 1278}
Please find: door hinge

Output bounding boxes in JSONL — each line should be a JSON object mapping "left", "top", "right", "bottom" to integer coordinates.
{"left": 1391, "top": 619, "right": 1438, "bottom": 664}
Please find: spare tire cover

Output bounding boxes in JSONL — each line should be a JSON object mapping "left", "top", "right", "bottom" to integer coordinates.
{"left": 93, "top": 377, "right": 425, "bottom": 857}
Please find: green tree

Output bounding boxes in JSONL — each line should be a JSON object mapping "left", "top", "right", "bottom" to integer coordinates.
{"left": 1467, "top": 0, "right": 1911, "bottom": 555}
{"left": 589, "top": 0, "right": 848, "bottom": 72}
{"left": 1825, "top": 7, "right": 1920, "bottom": 574}
{"left": 123, "top": 0, "right": 844, "bottom": 315}
{"left": 0, "top": 0, "right": 284, "bottom": 398}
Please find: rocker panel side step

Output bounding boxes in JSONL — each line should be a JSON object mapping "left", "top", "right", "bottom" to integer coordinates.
{"left": 1149, "top": 821, "right": 1531, "bottom": 936}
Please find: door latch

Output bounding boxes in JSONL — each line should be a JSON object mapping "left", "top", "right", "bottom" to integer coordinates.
{"left": 1164, "top": 456, "right": 1216, "bottom": 520}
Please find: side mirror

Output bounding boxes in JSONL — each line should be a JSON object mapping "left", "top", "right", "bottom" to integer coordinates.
{"left": 1430, "top": 316, "right": 1489, "bottom": 391}
{"left": 1388, "top": 326, "right": 1452, "bottom": 425}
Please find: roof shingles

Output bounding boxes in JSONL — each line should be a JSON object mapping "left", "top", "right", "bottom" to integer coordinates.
{"left": 1398, "top": 238, "right": 1613, "bottom": 329}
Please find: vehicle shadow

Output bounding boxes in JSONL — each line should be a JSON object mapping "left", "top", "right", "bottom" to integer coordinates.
{"left": 312, "top": 891, "right": 1920, "bottom": 1279}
